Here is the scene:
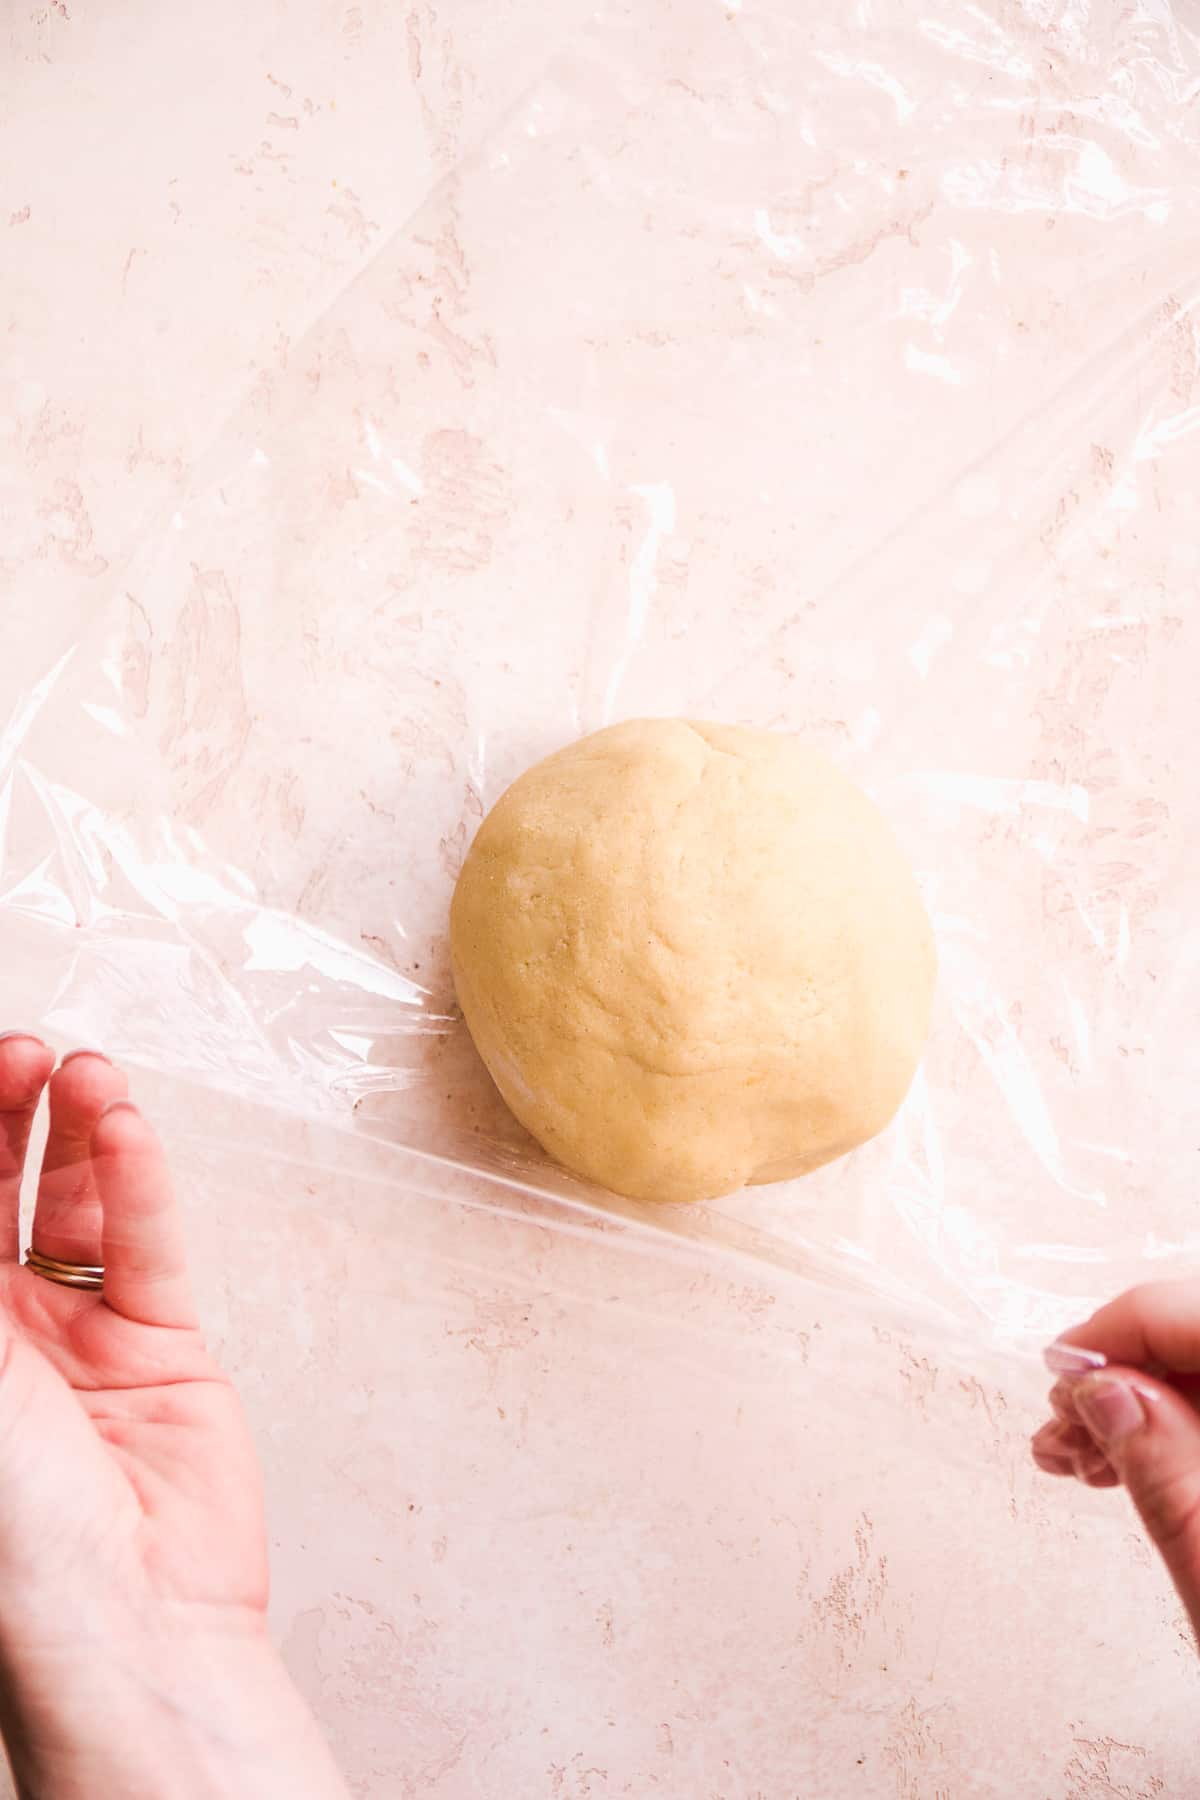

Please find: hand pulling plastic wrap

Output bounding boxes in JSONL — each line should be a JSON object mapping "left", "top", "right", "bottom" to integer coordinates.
{"left": 5, "top": 0, "right": 1200, "bottom": 1359}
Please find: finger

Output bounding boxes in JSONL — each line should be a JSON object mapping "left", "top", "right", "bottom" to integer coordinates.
{"left": 93, "top": 1102, "right": 198, "bottom": 1330}
{"left": 1055, "top": 1280, "right": 1200, "bottom": 1375}
{"left": 1031, "top": 1419, "right": 1082, "bottom": 1475}
{"left": 1031, "top": 1416, "right": 1117, "bottom": 1486}
{"left": 1074, "top": 1366, "right": 1200, "bottom": 1639}
{"left": 33, "top": 1052, "right": 128, "bottom": 1269}
{"left": 1031, "top": 1429, "right": 1075, "bottom": 1476}
{"left": 1032, "top": 1450, "right": 1075, "bottom": 1477}
{"left": 1046, "top": 1421, "right": 1094, "bottom": 1457}
{"left": 1070, "top": 1440, "right": 1118, "bottom": 1484}
{"left": 1034, "top": 1418, "right": 1096, "bottom": 1460}
{"left": 1048, "top": 1379, "right": 1083, "bottom": 1424}
{"left": 0, "top": 1035, "right": 54, "bottom": 1262}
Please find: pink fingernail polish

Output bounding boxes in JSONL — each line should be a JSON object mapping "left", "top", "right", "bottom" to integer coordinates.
{"left": 1044, "top": 1342, "right": 1108, "bottom": 1377}
{"left": 1076, "top": 1377, "right": 1146, "bottom": 1447}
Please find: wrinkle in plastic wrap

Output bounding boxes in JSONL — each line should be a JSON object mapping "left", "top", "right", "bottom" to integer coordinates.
{"left": 6, "top": 0, "right": 1200, "bottom": 1352}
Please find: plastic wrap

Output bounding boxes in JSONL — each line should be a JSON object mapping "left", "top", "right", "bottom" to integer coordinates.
{"left": 6, "top": 0, "right": 1200, "bottom": 1358}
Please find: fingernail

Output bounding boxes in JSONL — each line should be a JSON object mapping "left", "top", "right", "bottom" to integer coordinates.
{"left": 1031, "top": 1419, "right": 1068, "bottom": 1456}
{"left": 60, "top": 1049, "right": 112, "bottom": 1068}
{"left": 0, "top": 1032, "right": 47, "bottom": 1049}
{"left": 98, "top": 1100, "right": 140, "bottom": 1120}
{"left": 1031, "top": 1445, "right": 1074, "bottom": 1475}
{"left": 1076, "top": 1377, "right": 1146, "bottom": 1447}
{"left": 1044, "top": 1342, "right": 1108, "bottom": 1377}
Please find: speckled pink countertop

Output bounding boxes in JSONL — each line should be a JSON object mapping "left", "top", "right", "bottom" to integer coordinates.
{"left": 6, "top": 3, "right": 1200, "bottom": 1794}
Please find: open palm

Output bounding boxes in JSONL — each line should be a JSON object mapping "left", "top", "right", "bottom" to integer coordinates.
{"left": 0, "top": 1035, "right": 266, "bottom": 1651}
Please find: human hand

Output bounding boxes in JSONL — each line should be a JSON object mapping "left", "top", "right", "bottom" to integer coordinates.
{"left": 0, "top": 1032, "right": 348, "bottom": 1798}
{"left": 1032, "top": 1279, "right": 1200, "bottom": 1644}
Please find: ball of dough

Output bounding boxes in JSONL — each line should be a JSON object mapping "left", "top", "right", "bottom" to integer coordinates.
{"left": 450, "top": 719, "right": 936, "bottom": 1204}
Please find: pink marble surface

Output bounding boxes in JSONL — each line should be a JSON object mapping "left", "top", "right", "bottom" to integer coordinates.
{"left": 6, "top": 2, "right": 1200, "bottom": 1795}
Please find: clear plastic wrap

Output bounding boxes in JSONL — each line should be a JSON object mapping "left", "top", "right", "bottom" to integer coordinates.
{"left": 6, "top": 0, "right": 1200, "bottom": 1361}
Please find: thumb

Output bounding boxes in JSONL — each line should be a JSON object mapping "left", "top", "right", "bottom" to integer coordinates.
{"left": 1076, "top": 1368, "right": 1200, "bottom": 1630}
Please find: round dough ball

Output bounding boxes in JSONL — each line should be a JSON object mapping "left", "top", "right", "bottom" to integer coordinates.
{"left": 450, "top": 719, "right": 936, "bottom": 1204}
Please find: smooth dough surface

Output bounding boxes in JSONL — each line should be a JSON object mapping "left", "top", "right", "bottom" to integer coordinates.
{"left": 450, "top": 719, "right": 936, "bottom": 1205}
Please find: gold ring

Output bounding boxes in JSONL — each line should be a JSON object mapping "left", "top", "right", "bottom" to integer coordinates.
{"left": 24, "top": 1249, "right": 104, "bottom": 1292}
